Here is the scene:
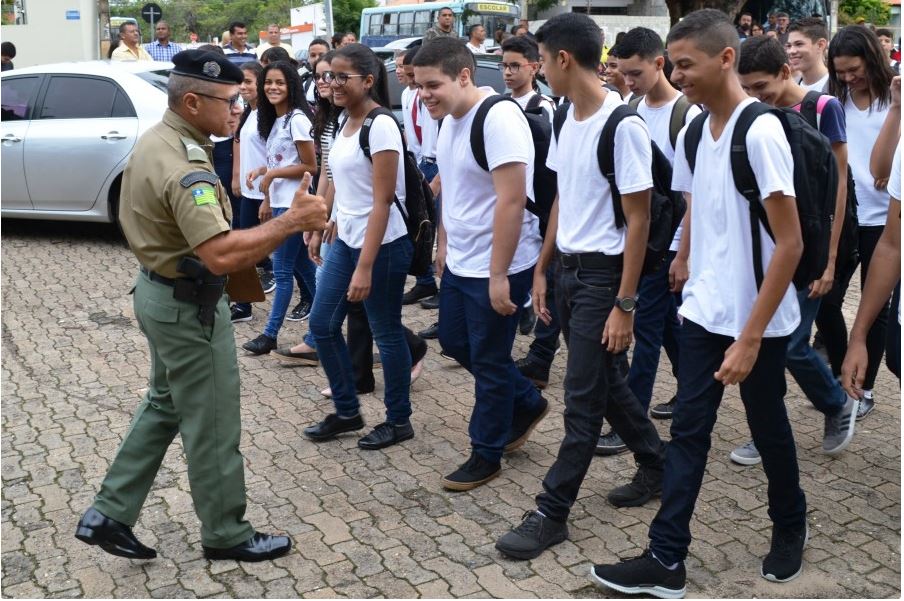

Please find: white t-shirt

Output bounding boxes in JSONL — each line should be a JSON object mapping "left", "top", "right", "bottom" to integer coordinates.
{"left": 239, "top": 109, "right": 268, "bottom": 200}
{"left": 512, "top": 90, "right": 556, "bottom": 123}
{"left": 635, "top": 93, "right": 703, "bottom": 251}
{"left": 547, "top": 91, "right": 653, "bottom": 256}
{"left": 436, "top": 92, "right": 541, "bottom": 278}
{"left": 401, "top": 86, "right": 423, "bottom": 162}
{"left": 845, "top": 95, "right": 891, "bottom": 226}
{"left": 329, "top": 113, "right": 408, "bottom": 249}
{"left": 672, "top": 97, "right": 800, "bottom": 339}
{"left": 797, "top": 73, "right": 829, "bottom": 93}
{"left": 419, "top": 107, "right": 440, "bottom": 160}
{"left": 466, "top": 41, "right": 487, "bottom": 54}
{"left": 888, "top": 142, "right": 902, "bottom": 202}
{"left": 266, "top": 109, "right": 314, "bottom": 208}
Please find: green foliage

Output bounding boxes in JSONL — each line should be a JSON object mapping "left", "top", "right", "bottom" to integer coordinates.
{"left": 838, "top": 0, "right": 890, "bottom": 25}
{"left": 332, "top": 0, "right": 377, "bottom": 36}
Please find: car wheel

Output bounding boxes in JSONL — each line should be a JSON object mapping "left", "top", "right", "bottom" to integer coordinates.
{"left": 108, "top": 175, "right": 126, "bottom": 240}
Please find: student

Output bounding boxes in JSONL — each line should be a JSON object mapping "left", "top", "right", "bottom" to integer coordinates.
{"left": 591, "top": 11, "right": 806, "bottom": 597}
{"left": 494, "top": 13, "right": 666, "bottom": 561}
{"left": 304, "top": 44, "right": 415, "bottom": 450}
{"left": 302, "top": 38, "right": 332, "bottom": 107}
{"left": 604, "top": 46, "right": 630, "bottom": 100}
{"left": 242, "top": 62, "right": 318, "bottom": 355}
{"left": 823, "top": 25, "right": 895, "bottom": 419}
{"left": 876, "top": 28, "right": 900, "bottom": 73}
{"left": 412, "top": 37, "right": 548, "bottom": 490}
{"left": 501, "top": 36, "right": 556, "bottom": 122}
{"left": 733, "top": 35, "right": 858, "bottom": 463}
{"left": 785, "top": 17, "right": 830, "bottom": 93}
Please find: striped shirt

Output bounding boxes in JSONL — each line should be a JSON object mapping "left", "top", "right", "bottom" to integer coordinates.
{"left": 320, "top": 120, "right": 336, "bottom": 181}
{"left": 144, "top": 40, "right": 183, "bottom": 61}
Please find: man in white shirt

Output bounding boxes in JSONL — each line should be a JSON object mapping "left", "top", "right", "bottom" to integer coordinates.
{"left": 466, "top": 24, "right": 488, "bottom": 54}
{"left": 413, "top": 38, "right": 549, "bottom": 491}
{"left": 255, "top": 24, "right": 295, "bottom": 58}
{"left": 786, "top": 17, "right": 830, "bottom": 93}
{"left": 494, "top": 12, "right": 665, "bottom": 562}
{"left": 592, "top": 11, "right": 807, "bottom": 597}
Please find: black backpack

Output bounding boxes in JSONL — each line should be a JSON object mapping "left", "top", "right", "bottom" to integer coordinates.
{"left": 628, "top": 94, "right": 693, "bottom": 152}
{"left": 350, "top": 107, "right": 437, "bottom": 277}
{"left": 552, "top": 103, "right": 686, "bottom": 275}
{"left": 683, "top": 99, "right": 839, "bottom": 290}
{"left": 469, "top": 95, "right": 556, "bottom": 237}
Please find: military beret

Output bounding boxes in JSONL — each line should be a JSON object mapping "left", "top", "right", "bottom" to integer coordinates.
{"left": 171, "top": 50, "right": 243, "bottom": 84}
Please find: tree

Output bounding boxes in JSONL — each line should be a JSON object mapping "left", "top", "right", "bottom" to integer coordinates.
{"left": 838, "top": 0, "right": 890, "bottom": 25}
{"left": 331, "top": 0, "right": 377, "bottom": 37}
{"left": 664, "top": 0, "right": 741, "bottom": 25}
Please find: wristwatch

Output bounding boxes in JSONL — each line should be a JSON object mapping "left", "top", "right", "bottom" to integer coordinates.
{"left": 615, "top": 295, "right": 639, "bottom": 313}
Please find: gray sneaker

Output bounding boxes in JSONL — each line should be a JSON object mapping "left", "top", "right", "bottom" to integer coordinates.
{"left": 729, "top": 440, "right": 761, "bottom": 465}
{"left": 823, "top": 395, "right": 858, "bottom": 455}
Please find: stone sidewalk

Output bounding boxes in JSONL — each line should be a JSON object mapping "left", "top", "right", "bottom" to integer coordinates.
{"left": 2, "top": 220, "right": 900, "bottom": 598}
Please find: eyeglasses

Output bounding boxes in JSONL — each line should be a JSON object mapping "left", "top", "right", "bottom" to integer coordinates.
{"left": 498, "top": 62, "right": 537, "bottom": 73}
{"left": 322, "top": 71, "right": 366, "bottom": 85}
{"left": 194, "top": 91, "right": 243, "bottom": 109}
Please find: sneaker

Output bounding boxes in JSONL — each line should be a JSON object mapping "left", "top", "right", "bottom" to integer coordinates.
{"left": 230, "top": 304, "right": 252, "bottom": 323}
{"left": 441, "top": 453, "right": 501, "bottom": 491}
{"left": 504, "top": 396, "right": 549, "bottom": 453}
{"left": 761, "top": 523, "right": 808, "bottom": 583}
{"left": 519, "top": 303, "right": 537, "bottom": 335}
{"left": 595, "top": 430, "right": 628, "bottom": 456}
{"left": 420, "top": 295, "right": 440, "bottom": 310}
{"left": 402, "top": 283, "right": 438, "bottom": 305}
{"left": 259, "top": 271, "right": 276, "bottom": 294}
{"left": 729, "top": 440, "right": 761, "bottom": 466}
{"left": 357, "top": 421, "right": 415, "bottom": 450}
{"left": 607, "top": 464, "right": 663, "bottom": 508}
{"left": 822, "top": 395, "right": 858, "bottom": 455}
{"left": 418, "top": 322, "right": 439, "bottom": 339}
{"left": 303, "top": 413, "right": 365, "bottom": 441}
{"left": 242, "top": 334, "right": 277, "bottom": 355}
{"left": 439, "top": 350, "right": 457, "bottom": 362}
{"left": 515, "top": 357, "right": 550, "bottom": 390}
{"left": 650, "top": 395, "right": 676, "bottom": 419}
{"left": 272, "top": 346, "right": 319, "bottom": 366}
{"left": 286, "top": 301, "right": 311, "bottom": 322}
{"left": 495, "top": 510, "right": 568, "bottom": 560}
{"left": 590, "top": 550, "right": 687, "bottom": 599}
{"left": 856, "top": 394, "right": 875, "bottom": 420}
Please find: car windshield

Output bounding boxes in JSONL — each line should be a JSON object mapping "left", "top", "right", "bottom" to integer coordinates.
{"left": 135, "top": 69, "right": 171, "bottom": 93}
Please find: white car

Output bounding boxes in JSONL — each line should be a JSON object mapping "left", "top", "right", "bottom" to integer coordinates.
{"left": 1, "top": 60, "right": 171, "bottom": 225}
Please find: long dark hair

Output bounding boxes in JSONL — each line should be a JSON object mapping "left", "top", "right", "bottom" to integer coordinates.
{"left": 313, "top": 50, "right": 341, "bottom": 141}
{"left": 257, "top": 61, "right": 315, "bottom": 140}
{"left": 236, "top": 61, "right": 263, "bottom": 141}
{"left": 828, "top": 25, "right": 894, "bottom": 110}
{"left": 335, "top": 43, "right": 391, "bottom": 109}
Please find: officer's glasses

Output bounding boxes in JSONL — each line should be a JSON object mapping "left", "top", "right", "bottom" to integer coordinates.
{"left": 194, "top": 91, "right": 243, "bottom": 109}
{"left": 498, "top": 62, "right": 537, "bottom": 73}
{"left": 322, "top": 71, "right": 366, "bottom": 85}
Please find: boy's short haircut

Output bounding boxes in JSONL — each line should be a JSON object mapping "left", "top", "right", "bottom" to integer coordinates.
{"left": 468, "top": 23, "right": 483, "bottom": 37}
{"left": 501, "top": 35, "right": 540, "bottom": 62}
{"left": 534, "top": 13, "right": 602, "bottom": 71}
{"left": 876, "top": 28, "right": 894, "bottom": 39}
{"left": 738, "top": 35, "right": 788, "bottom": 75}
{"left": 402, "top": 45, "right": 419, "bottom": 65}
{"left": 616, "top": 27, "right": 665, "bottom": 60}
{"left": 787, "top": 17, "right": 829, "bottom": 42}
{"left": 608, "top": 44, "right": 620, "bottom": 59}
{"left": 412, "top": 37, "right": 476, "bottom": 81}
{"left": 776, "top": 11, "right": 789, "bottom": 19}
{"left": 228, "top": 21, "right": 246, "bottom": 34}
{"left": 666, "top": 8, "right": 739, "bottom": 64}
{"left": 309, "top": 38, "right": 330, "bottom": 50}
{"left": 438, "top": 6, "right": 454, "bottom": 15}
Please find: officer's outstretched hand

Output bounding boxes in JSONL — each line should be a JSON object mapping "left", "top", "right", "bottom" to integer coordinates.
{"left": 288, "top": 173, "right": 328, "bottom": 232}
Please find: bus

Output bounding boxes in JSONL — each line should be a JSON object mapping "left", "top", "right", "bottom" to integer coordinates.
{"left": 360, "top": 1, "right": 520, "bottom": 48}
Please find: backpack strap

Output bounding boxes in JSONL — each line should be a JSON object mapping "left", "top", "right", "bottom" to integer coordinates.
{"left": 470, "top": 95, "right": 519, "bottom": 171}
{"left": 597, "top": 104, "right": 635, "bottom": 229}
{"left": 552, "top": 102, "right": 569, "bottom": 141}
{"left": 798, "top": 90, "right": 822, "bottom": 130}
{"left": 682, "top": 111, "right": 708, "bottom": 174}
{"left": 525, "top": 93, "right": 543, "bottom": 112}
{"left": 628, "top": 95, "right": 644, "bottom": 110}
{"left": 669, "top": 94, "right": 692, "bottom": 151}
{"left": 357, "top": 106, "right": 409, "bottom": 218}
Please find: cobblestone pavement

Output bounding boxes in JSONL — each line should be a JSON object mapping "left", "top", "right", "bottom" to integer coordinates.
{"left": 2, "top": 220, "right": 900, "bottom": 599}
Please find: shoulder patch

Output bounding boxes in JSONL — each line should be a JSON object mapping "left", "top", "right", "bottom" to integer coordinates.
{"left": 179, "top": 171, "right": 219, "bottom": 188}
{"left": 180, "top": 136, "right": 210, "bottom": 163}
{"left": 192, "top": 186, "right": 218, "bottom": 206}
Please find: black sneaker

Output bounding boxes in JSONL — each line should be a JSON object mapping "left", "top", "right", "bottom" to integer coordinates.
{"left": 303, "top": 413, "right": 365, "bottom": 441}
{"left": 595, "top": 430, "right": 628, "bottom": 456}
{"left": 650, "top": 394, "right": 676, "bottom": 419}
{"left": 230, "top": 304, "right": 252, "bottom": 323}
{"left": 591, "top": 550, "right": 687, "bottom": 599}
{"left": 504, "top": 396, "right": 549, "bottom": 453}
{"left": 286, "top": 301, "right": 311, "bottom": 322}
{"left": 441, "top": 452, "right": 501, "bottom": 491}
{"left": 418, "top": 322, "right": 439, "bottom": 339}
{"left": 242, "top": 334, "right": 277, "bottom": 355}
{"left": 761, "top": 523, "right": 808, "bottom": 583}
{"left": 607, "top": 464, "right": 663, "bottom": 508}
{"left": 519, "top": 304, "right": 537, "bottom": 335}
{"left": 357, "top": 421, "right": 414, "bottom": 450}
{"left": 272, "top": 346, "right": 319, "bottom": 366}
{"left": 420, "top": 295, "right": 440, "bottom": 310}
{"left": 402, "top": 283, "right": 438, "bottom": 305}
{"left": 259, "top": 271, "right": 276, "bottom": 294}
{"left": 515, "top": 357, "right": 550, "bottom": 390}
{"left": 495, "top": 510, "right": 568, "bottom": 560}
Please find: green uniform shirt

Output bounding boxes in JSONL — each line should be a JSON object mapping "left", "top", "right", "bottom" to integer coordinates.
{"left": 119, "top": 109, "right": 232, "bottom": 279}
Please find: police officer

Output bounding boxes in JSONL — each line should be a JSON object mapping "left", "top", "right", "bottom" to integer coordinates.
{"left": 74, "top": 50, "right": 327, "bottom": 562}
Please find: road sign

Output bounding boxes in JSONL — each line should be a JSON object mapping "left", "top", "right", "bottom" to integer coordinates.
{"left": 140, "top": 3, "right": 163, "bottom": 24}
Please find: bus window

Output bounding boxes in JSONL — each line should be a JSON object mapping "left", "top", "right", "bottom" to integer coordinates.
{"left": 398, "top": 11, "right": 414, "bottom": 36}
{"left": 382, "top": 12, "right": 398, "bottom": 35}
{"left": 414, "top": 9, "right": 432, "bottom": 36}
{"left": 369, "top": 13, "right": 383, "bottom": 35}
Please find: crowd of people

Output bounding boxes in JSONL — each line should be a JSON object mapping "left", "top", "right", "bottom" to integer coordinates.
{"left": 74, "top": 6, "right": 900, "bottom": 599}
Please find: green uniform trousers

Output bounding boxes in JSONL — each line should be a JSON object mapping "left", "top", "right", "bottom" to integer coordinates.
{"left": 93, "top": 271, "right": 254, "bottom": 549}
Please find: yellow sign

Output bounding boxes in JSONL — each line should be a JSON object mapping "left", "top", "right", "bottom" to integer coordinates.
{"left": 471, "top": 3, "right": 516, "bottom": 14}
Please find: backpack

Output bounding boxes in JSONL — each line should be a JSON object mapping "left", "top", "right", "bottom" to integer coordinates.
{"left": 552, "top": 102, "right": 687, "bottom": 276}
{"left": 628, "top": 94, "right": 692, "bottom": 152}
{"left": 797, "top": 91, "right": 860, "bottom": 267}
{"left": 504, "top": 91, "right": 553, "bottom": 113}
{"left": 469, "top": 95, "right": 557, "bottom": 237}
{"left": 683, "top": 100, "right": 839, "bottom": 290}
{"left": 350, "top": 107, "right": 437, "bottom": 277}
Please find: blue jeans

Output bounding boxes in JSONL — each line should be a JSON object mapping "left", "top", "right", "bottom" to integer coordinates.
{"left": 526, "top": 263, "right": 561, "bottom": 368}
{"left": 263, "top": 207, "right": 302, "bottom": 340}
{"left": 415, "top": 158, "right": 439, "bottom": 287}
{"left": 301, "top": 239, "right": 334, "bottom": 350}
{"left": 293, "top": 243, "right": 317, "bottom": 305}
{"left": 438, "top": 267, "right": 545, "bottom": 463}
{"left": 309, "top": 237, "right": 413, "bottom": 424}
{"left": 786, "top": 288, "right": 845, "bottom": 416}
{"left": 235, "top": 196, "right": 273, "bottom": 314}
{"left": 649, "top": 319, "right": 806, "bottom": 564}
{"left": 627, "top": 251, "right": 681, "bottom": 411}
{"left": 212, "top": 139, "right": 239, "bottom": 229}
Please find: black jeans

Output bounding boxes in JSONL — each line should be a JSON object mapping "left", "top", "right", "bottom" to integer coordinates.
{"left": 649, "top": 320, "right": 806, "bottom": 564}
{"left": 347, "top": 302, "right": 427, "bottom": 392}
{"left": 535, "top": 262, "right": 665, "bottom": 523}
{"left": 526, "top": 263, "right": 561, "bottom": 368}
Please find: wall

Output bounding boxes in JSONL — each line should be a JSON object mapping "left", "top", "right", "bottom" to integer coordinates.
{"left": 1, "top": 0, "right": 99, "bottom": 67}
{"left": 531, "top": 14, "right": 672, "bottom": 43}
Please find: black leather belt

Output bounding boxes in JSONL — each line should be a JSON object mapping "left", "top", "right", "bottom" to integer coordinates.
{"left": 558, "top": 252, "right": 623, "bottom": 269}
{"left": 140, "top": 266, "right": 177, "bottom": 286}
